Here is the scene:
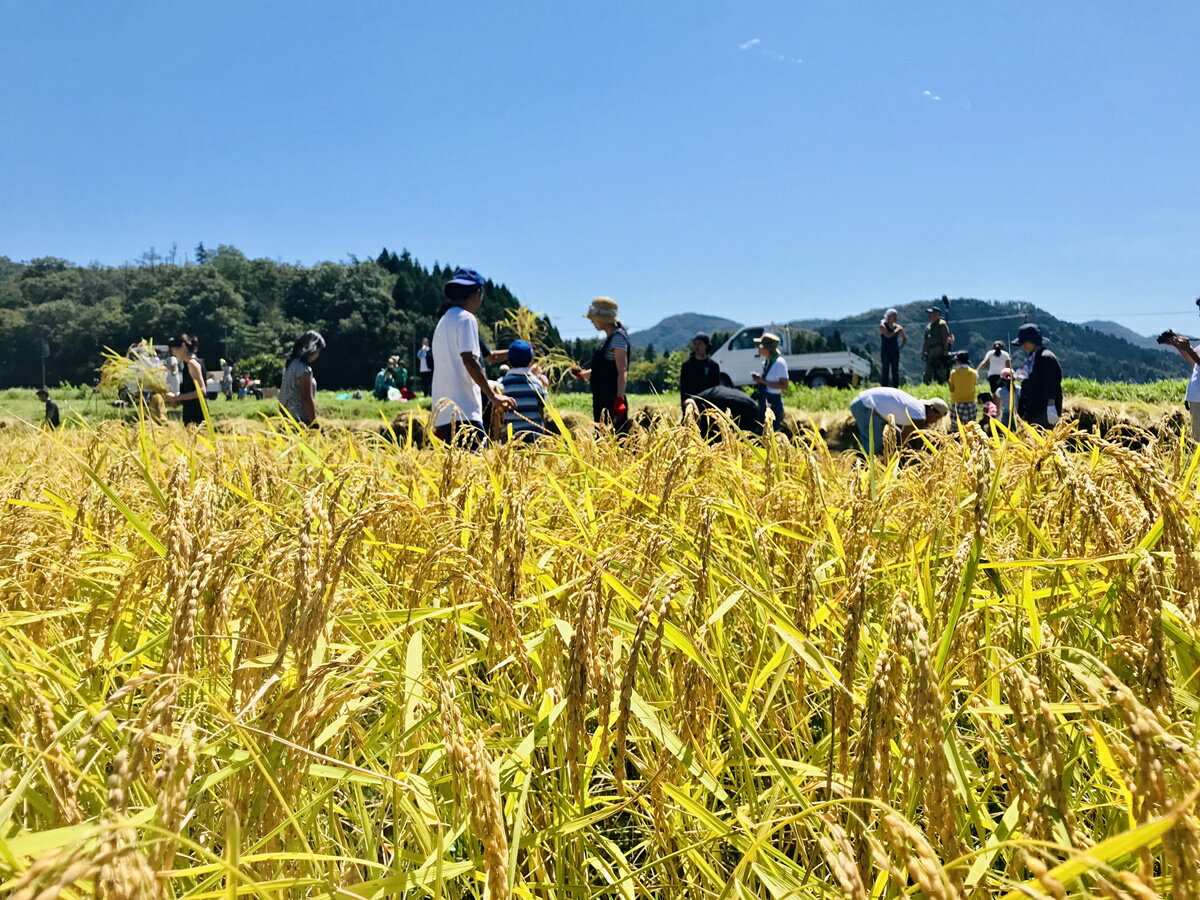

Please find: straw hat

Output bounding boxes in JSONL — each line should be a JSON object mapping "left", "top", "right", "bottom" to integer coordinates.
{"left": 584, "top": 297, "right": 619, "bottom": 320}
{"left": 926, "top": 398, "right": 950, "bottom": 418}
{"left": 754, "top": 331, "right": 782, "bottom": 348}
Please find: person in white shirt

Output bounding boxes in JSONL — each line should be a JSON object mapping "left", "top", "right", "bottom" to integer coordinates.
{"left": 976, "top": 341, "right": 1012, "bottom": 393}
{"left": 164, "top": 356, "right": 181, "bottom": 395}
{"left": 416, "top": 338, "right": 432, "bottom": 395}
{"left": 1165, "top": 331, "right": 1200, "bottom": 441}
{"left": 431, "top": 268, "right": 515, "bottom": 447}
{"left": 750, "top": 331, "right": 789, "bottom": 425}
{"left": 850, "top": 386, "right": 948, "bottom": 455}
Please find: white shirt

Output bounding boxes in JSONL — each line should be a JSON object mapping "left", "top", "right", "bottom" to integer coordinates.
{"left": 763, "top": 357, "right": 788, "bottom": 395}
{"left": 856, "top": 387, "right": 926, "bottom": 425}
{"left": 984, "top": 350, "right": 1011, "bottom": 376}
{"left": 431, "top": 306, "right": 483, "bottom": 427}
{"left": 1187, "top": 346, "right": 1200, "bottom": 403}
{"left": 418, "top": 347, "right": 431, "bottom": 373}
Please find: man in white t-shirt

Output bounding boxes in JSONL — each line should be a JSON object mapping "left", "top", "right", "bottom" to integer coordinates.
{"left": 849, "top": 386, "right": 949, "bottom": 455}
{"left": 1165, "top": 331, "right": 1200, "bottom": 441}
{"left": 431, "top": 268, "right": 515, "bottom": 447}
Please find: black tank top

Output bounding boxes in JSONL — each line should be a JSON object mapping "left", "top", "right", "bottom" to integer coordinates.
{"left": 880, "top": 323, "right": 900, "bottom": 354}
{"left": 180, "top": 358, "right": 206, "bottom": 425}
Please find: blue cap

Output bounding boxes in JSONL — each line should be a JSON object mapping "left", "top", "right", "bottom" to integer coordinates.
{"left": 445, "top": 267, "right": 485, "bottom": 288}
{"left": 1012, "top": 323, "right": 1043, "bottom": 347}
{"left": 507, "top": 339, "right": 533, "bottom": 367}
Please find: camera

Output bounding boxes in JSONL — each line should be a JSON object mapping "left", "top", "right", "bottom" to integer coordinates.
{"left": 1157, "top": 329, "right": 1179, "bottom": 345}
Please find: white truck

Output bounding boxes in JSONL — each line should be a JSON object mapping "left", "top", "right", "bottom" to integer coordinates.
{"left": 710, "top": 325, "right": 871, "bottom": 389}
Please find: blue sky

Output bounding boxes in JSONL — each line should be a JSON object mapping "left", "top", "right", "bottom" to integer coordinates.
{"left": 3, "top": 2, "right": 1198, "bottom": 339}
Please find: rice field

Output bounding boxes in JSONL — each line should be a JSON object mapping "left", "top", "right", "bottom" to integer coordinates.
{"left": 1, "top": 415, "right": 1199, "bottom": 898}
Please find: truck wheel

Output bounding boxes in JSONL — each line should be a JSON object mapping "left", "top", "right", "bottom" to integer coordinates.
{"left": 807, "top": 373, "right": 831, "bottom": 388}
{"left": 719, "top": 373, "right": 733, "bottom": 388}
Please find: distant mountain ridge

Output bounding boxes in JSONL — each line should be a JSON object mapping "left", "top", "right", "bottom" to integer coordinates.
{"left": 1082, "top": 320, "right": 1170, "bottom": 352}
{"left": 627, "top": 313, "right": 741, "bottom": 349}
{"left": 804, "top": 300, "right": 1181, "bottom": 383}
{"left": 629, "top": 302, "right": 1183, "bottom": 383}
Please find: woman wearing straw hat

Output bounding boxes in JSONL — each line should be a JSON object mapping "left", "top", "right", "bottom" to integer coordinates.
{"left": 572, "top": 297, "right": 631, "bottom": 432}
{"left": 750, "top": 331, "right": 788, "bottom": 426}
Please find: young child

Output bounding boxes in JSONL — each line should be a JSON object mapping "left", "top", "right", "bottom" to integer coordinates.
{"left": 996, "top": 368, "right": 1020, "bottom": 429}
{"left": 978, "top": 390, "right": 998, "bottom": 430}
{"left": 948, "top": 350, "right": 978, "bottom": 429}
{"left": 37, "top": 389, "right": 61, "bottom": 429}
{"left": 500, "top": 340, "right": 548, "bottom": 441}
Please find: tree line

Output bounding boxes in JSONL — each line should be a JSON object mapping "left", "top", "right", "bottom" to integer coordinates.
{"left": 0, "top": 246, "right": 548, "bottom": 389}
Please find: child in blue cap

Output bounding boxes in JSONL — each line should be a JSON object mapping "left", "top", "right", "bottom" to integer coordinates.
{"left": 500, "top": 340, "right": 549, "bottom": 441}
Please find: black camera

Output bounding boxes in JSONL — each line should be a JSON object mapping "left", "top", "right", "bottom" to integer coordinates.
{"left": 1157, "top": 330, "right": 1178, "bottom": 345}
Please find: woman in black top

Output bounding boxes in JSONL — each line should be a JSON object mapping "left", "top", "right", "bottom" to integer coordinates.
{"left": 573, "top": 297, "right": 630, "bottom": 432}
{"left": 878, "top": 308, "right": 906, "bottom": 387}
{"left": 679, "top": 333, "right": 722, "bottom": 409}
{"left": 166, "top": 334, "right": 207, "bottom": 425}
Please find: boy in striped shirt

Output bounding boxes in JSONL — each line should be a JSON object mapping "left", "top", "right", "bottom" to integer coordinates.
{"left": 501, "top": 340, "right": 549, "bottom": 441}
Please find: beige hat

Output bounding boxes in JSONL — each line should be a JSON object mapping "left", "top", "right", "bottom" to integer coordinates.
{"left": 584, "top": 297, "right": 619, "bottom": 320}
{"left": 925, "top": 398, "right": 950, "bottom": 418}
{"left": 754, "top": 331, "right": 782, "bottom": 348}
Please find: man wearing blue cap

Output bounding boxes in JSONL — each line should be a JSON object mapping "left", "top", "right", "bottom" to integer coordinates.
{"left": 1012, "top": 323, "right": 1062, "bottom": 426}
{"left": 500, "top": 339, "right": 549, "bottom": 441}
{"left": 431, "top": 268, "right": 515, "bottom": 446}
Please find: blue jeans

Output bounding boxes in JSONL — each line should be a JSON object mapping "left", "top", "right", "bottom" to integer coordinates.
{"left": 758, "top": 392, "right": 784, "bottom": 426}
{"left": 850, "top": 398, "right": 885, "bottom": 455}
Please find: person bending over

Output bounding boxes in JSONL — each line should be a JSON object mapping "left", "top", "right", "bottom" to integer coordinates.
{"left": 849, "top": 386, "right": 948, "bottom": 455}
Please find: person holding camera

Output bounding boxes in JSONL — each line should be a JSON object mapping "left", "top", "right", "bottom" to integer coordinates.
{"left": 1162, "top": 330, "right": 1200, "bottom": 440}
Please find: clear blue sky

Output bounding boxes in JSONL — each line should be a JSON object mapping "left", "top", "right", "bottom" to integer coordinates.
{"left": 3, "top": 2, "right": 1198, "bottom": 339}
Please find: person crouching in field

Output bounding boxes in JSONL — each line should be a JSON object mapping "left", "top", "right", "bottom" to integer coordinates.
{"left": 431, "top": 268, "right": 515, "bottom": 448}
{"left": 501, "top": 340, "right": 549, "bottom": 441}
{"left": 949, "top": 351, "right": 978, "bottom": 430}
{"left": 978, "top": 391, "right": 998, "bottom": 431}
{"left": 849, "top": 386, "right": 948, "bottom": 455}
{"left": 37, "top": 389, "right": 60, "bottom": 429}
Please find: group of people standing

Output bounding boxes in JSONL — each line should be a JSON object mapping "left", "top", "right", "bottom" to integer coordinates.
{"left": 878, "top": 305, "right": 959, "bottom": 387}
{"left": 852, "top": 318, "right": 1065, "bottom": 454}
{"left": 425, "top": 269, "right": 797, "bottom": 446}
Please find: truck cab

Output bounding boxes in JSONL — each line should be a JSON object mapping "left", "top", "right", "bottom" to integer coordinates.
{"left": 711, "top": 325, "right": 870, "bottom": 388}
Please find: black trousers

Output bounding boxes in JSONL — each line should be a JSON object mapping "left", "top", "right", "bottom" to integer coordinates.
{"left": 880, "top": 351, "right": 900, "bottom": 387}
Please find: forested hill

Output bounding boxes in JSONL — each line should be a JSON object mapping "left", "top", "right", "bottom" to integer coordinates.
{"left": 627, "top": 313, "right": 741, "bottom": 350}
{"left": 809, "top": 298, "right": 1182, "bottom": 383}
{"left": 0, "top": 247, "right": 544, "bottom": 388}
{"left": 1082, "top": 319, "right": 1170, "bottom": 353}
